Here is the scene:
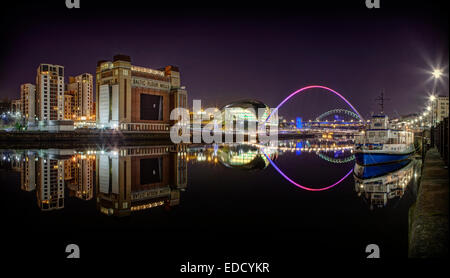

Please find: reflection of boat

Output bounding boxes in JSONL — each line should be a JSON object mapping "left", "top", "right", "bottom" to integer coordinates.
{"left": 354, "top": 159, "right": 418, "bottom": 210}
{"left": 354, "top": 159, "right": 411, "bottom": 179}
{"left": 354, "top": 114, "right": 415, "bottom": 166}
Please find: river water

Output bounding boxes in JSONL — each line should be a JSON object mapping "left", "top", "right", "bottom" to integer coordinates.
{"left": 0, "top": 138, "right": 421, "bottom": 260}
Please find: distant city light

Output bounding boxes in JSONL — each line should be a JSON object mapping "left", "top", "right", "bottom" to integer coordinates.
{"left": 296, "top": 117, "right": 303, "bottom": 129}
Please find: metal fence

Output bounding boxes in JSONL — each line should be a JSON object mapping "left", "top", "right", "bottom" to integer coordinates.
{"left": 432, "top": 117, "right": 449, "bottom": 166}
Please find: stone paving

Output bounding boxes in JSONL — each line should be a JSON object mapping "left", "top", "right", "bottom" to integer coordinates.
{"left": 409, "top": 148, "right": 449, "bottom": 258}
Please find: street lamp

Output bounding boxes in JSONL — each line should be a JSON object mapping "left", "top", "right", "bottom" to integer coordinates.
{"left": 430, "top": 67, "right": 445, "bottom": 127}
{"left": 432, "top": 68, "right": 443, "bottom": 79}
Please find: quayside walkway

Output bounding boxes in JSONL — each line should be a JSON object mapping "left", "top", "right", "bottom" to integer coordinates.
{"left": 409, "top": 148, "right": 449, "bottom": 258}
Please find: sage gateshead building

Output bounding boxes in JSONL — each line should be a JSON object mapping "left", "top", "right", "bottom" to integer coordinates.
{"left": 96, "top": 55, "right": 188, "bottom": 131}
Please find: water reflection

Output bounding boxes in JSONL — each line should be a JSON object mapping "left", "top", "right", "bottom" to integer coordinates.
{"left": 95, "top": 145, "right": 188, "bottom": 216}
{"left": 1, "top": 146, "right": 188, "bottom": 215}
{"left": 353, "top": 159, "right": 421, "bottom": 210}
{"left": 1, "top": 138, "right": 406, "bottom": 215}
{"left": 26, "top": 149, "right": 74, "bottom": 210}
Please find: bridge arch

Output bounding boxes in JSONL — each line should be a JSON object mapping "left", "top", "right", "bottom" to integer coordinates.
{"left": 262, "top": 85, "right": 360, "bottom": 191}
{"left": 266, "top": 85, "right": 363, "bottom": 122}
{"left": 315, "top": 109, "right": 361, "bottom": 121}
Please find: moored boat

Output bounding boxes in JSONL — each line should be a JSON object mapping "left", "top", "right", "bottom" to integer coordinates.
{"left": 354, "top": 114, "right": 415, "bottom": 166}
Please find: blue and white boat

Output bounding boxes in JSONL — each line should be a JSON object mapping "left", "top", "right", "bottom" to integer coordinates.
{"left": 354, "top": 114, "right": 415, "bottom": 166}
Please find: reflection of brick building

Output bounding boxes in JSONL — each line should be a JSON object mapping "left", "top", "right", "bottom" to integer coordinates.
{"left": 65, "top": 155, "right": 95, "bottom": 200}
{"left": 96, "top": 146, "right": 187, "bottom": 217}
{"left": 96, "top": 55, "right": 187, "bottom": 131}
{"left": 36, "top": 158, "right": 65, "bottom": 211}
{"left": 20, "top": 154, "right": 36, "bottom": 192}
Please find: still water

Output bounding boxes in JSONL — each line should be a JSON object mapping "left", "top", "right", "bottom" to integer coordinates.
{"left": 0, "top": 138, "right": 421, "bottom": 259}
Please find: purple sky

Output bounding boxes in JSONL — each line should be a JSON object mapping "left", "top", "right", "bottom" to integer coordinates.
{"left": 0, "top": 0, "right": 448, "bottom": 119}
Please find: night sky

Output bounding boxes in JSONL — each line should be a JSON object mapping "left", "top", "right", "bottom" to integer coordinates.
{"left": 0, "top": 0, "right": 448, "bottom": 119}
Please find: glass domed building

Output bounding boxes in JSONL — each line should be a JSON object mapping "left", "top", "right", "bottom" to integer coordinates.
{"left": 218, "top": 99, "right": 274, "bottom": 132}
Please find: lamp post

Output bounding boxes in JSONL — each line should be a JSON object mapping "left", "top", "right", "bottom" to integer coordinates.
{"left": 430, "top": 68, "right": 443, "bottom": 127}
{"left": 426, "top": 105, "right": 432, "bottom": 127}
{"left": 429, "top": 95, "right": 436, "bottom": 127}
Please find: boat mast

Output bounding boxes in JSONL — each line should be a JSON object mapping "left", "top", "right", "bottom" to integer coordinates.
{"left": 375, "top": 89, "right": 390, "bottom": 114}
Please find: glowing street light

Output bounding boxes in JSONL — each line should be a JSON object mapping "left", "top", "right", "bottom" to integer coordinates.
{"left": 427, "top": 106, "right": 432, "bottom": 111}
{"left": 432, "top": 68, "right": 443, "bottom": 79}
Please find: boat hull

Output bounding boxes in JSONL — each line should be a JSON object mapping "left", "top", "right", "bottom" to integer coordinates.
{"left": 353, "top": 159, "right": 412, "bottom": 179}
{"left": 355, "top": 151, "right": 414, "bottom": 166}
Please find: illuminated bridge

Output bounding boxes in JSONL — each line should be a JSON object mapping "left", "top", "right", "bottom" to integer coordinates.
{"left": 298, "top": 109, "right": 364, "bottom": 131}
{"left": 315, "top": 109, "right": 361, "bottom": 122}
{"left": 279, "top": 109, "right": 364, "bottom": 133}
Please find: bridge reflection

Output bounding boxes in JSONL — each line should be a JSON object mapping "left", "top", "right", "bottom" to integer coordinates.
{"left": 0, "top": 138, "right": 369, "bottom": 214}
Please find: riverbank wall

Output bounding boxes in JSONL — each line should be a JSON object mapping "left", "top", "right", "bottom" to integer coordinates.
{"left": 0, "top": 130, "right": 172, "bottom": 148}
{"left": 0, "top": 130, "right": 355, "bottom": 148}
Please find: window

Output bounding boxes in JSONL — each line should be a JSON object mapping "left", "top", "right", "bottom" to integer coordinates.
{"left": 140, "top": 94, "right": 163, "bottom": 120}
{"left": 140, "top": 158, "right": 162, "bottom": 184}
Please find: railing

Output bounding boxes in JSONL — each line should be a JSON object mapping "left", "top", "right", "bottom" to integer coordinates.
{"left": 431, "top": 117, "right": 449, "bottom": 166}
